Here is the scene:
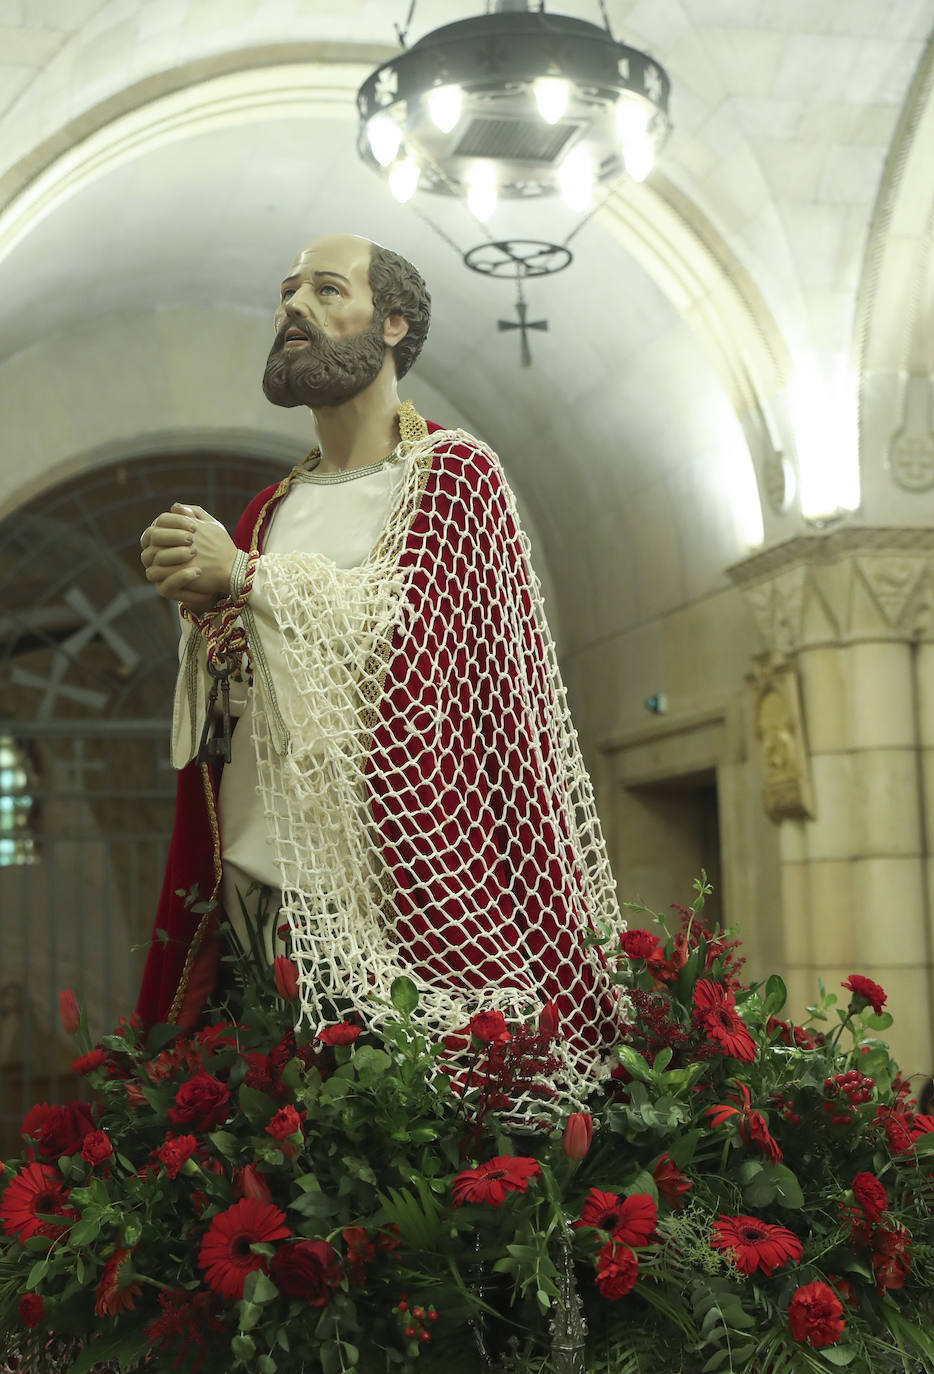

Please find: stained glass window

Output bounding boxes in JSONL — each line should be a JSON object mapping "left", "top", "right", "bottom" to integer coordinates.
{"left": 0, "top": 735, "right": 38, "bottom": 865}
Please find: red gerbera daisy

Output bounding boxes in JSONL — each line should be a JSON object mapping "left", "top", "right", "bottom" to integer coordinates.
{"left": 0, "top": 1162, "right": 75, "bottom": 1244}
{"left": 693, "top": 982, "right": 756, "bottom": 1062}
{"left": 450, "top": 1156, "right": 540, "bottom": 1208}
{"left": 95, "top": 1246, "right": 143, "bottom": 1317}
{"left": 574, "top": 1189, "right": 657, "bottom": 1247}
{"left": 787, "top": 1281, "right": 845, "bottom": 1348}
{"left": 595, "top": 1242, "right": 639, "bottom": 1298}
{"left": 197, "top": 1199, "right": 291, "bottom": 1301}
{"left": 711, "top": 1215, "right": 802, "bottom": 1276}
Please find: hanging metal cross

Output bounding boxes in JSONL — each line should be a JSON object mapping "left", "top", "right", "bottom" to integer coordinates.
{"left": 498, "top": 290, "right": 548, "bottom": 367}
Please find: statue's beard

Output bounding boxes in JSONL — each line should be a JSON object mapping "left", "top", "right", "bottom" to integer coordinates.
{"left": 262, "top": 316, "right": 387, "bottom": 409}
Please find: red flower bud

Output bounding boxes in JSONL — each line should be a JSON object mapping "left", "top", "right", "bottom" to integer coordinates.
{"left": 562, "top": 1111, "right": 593, "bottom": 1160}
{"left": 273, "top": 956, "right": 300, "bottom": 1002}
{"left": 59, "top": 990, "right": 80, "bottom": 1035}
{"left": 538, "top": 1001, "right": 560, "bottom": 1038}
{"left": 234, "top": 1163, "right": 273, "bottom": 1204}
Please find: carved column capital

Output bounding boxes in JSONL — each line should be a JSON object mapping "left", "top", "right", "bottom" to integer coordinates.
{"left": 727, "top": 527, "right": 934, "bottom": 654}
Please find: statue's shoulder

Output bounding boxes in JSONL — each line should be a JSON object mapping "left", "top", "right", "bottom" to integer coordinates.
{"left": 425, "top": 422, "right": 502, "bottom": 492}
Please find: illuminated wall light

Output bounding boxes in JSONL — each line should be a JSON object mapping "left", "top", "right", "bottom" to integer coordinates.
{"left": 367, "top": 114, "right": 403, "bottom": 168}
{"left": 427, "top": 84, "right": 463, "bottom": 133}
{"left": 534, "top": 76, "right": 570, "bottom": 125}
{"left": 388, "top": 157, "right": 420, "bottom": 202}
{"left": 466, "top": 165, "right": 497, "bottom": 221}
{"left": 557, "top": 145, "right": 594, "bottom": 212}
{"left": 622, "top": 135, "right": 655, "bottom": 182}
{"left": 791, "top": 370, "right": 861, "bottom": 519}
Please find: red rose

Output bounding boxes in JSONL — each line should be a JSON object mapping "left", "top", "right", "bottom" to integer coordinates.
{"left": 317, "top": 1022, "right": 362, "bottom": 1046}
{"left": 81, "top": 1130, "right": 113, "bottom": 1167}
{"left": 562, "top": 1112, "right": 593, "bottom": 1160}
{"left": 270, "top": 1239, "right": 341, "bottom": 1305}
{"left": 467, "top": 1011, "right": 511, "bottom": 1045}
{"left": 234, "top": 1164, "right": 273, "bottom": 1204}
{"left": 653, "top": 1155, "right": 691, "bottom": 1208}
{"left": 167, "top": 1072, "right": 230, "bottom": 1132}
{"left": 620, "top": 929, "right": 660, "bottom": 960}
{"left": 72, "top": 1050, "right": 108, "bottom": 1076}
{"left": 266, "top": 1106, "right": 303, "bottom": 1142}
{"left": 59, "top": 990, "right": 80, "bottom": 1035}
{"left": 18, "top": 1293, "right": 44, "bottom": 1329}
{"left": 37, "top": 1103, "right": 95, "bottom": 1159}
{"left": 852, "top": 1172, "right": 887, "bottom": 1222}
{"left": 842, "top": 975, "right": 886, "bottom": 1015}
{"left": 594, "top": 1242, "right": 638, "bottom": 1299}
{"left": 273, "top": 957, "right": 300, "bottom": 1002}
{"left": 157, "top": 1134, "right": 199, "bottom": 1180}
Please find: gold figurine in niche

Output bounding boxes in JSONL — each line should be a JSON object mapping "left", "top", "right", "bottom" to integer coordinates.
{"left": 752, "top": 659, "right": 815, "bottom": 823}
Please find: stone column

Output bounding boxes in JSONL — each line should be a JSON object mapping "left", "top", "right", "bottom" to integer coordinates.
{"left": 729, "top": 529, "right": 934, "bottom": 1074}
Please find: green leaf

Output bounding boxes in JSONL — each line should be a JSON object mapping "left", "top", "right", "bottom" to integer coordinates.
{"left": 653, "top": 1047, "right": 673, "bottom": 1073}
{"left": 69, "top": 1216, "right": 102, "bottom": 1246}
{"left": 864, "top": 1012, "right": 893, "bottom": 1031}
{"left": 819, "top": 1346, "right": 856, "bottom": 1366}
{"left": 390, "top": 976, "right": 419, "bottom": 1015}
{"left": 764, "top": 973, "right": 787, "bottom": 1015}
{"left": 258, "top": 1357, "right": 278, "bottom": 1374}
{"left": 251, "top": 1271, "right": 280, "bottom": 1304}
{"left": 614, "top": 1045, "right": 653, "bottom": 1082}
{"left": 209, "top": 1130, "right": 239, "bottom": 1158}
{"left": 353, "top": 1045, "right": 392, "bottom": 1076}
{"left": 231, "top": 1334, "right": 256, "bottom": 1363}
{"left": 26, "top": 1259, "right": 48, "bottom": 1290}
{"left": 238, "top": 1084, "right": 279, "bottom": 1126}
{"left": 237, "top": 1299, "right": 261, "bottom": 1330}
{"left": 771, "top": 1163, "right": 805, "bottom": 1209}
{"left": 625, "top": 1171, "right": 658, "bottom": 1204}
{"left": 146, "top": 1021, "right": 182, "bottom": 1054}
{"left": 664, "top": 1129, "right": 702, "bottom": 1169}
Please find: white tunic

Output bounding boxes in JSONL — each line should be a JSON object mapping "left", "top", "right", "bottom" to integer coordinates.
{"left": 171, "top": 451, "right": 413, "bottom": 955}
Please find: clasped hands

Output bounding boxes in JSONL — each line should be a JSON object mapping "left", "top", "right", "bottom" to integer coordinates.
{"left": 140, "top": 503, "right": 237, "bottom": 613}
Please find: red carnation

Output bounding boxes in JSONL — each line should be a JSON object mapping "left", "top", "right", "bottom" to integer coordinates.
{"left": 620, "top": 929, "right": 661, "bottom": 960}
{"left": 468, "top": 1011, "right": 511, "bottom": 1044}
{"left": 36, "top": 1102, "right": 95, "bottom": 1159}
{"left": 234, "top": 1164, "right": 273, "bottom": 1204}
{"left": 653, "top": 1155, "right": 691, "bottom": 1209}
{"left": 157, "top": 1134, "right": 199, "bottom": 1180}
{"left": 787, "top": 1281, "right": 845, "bottom": 1348}
{"left": 842, "top": 974, "right": 886, "bottom": 1015}
{"left": 273, "top": 957, "right": 300, "bottom": 1002}
{"left": 81, "top": 1130, "right": 113, "bottom": 1167}
{"left": 317, "top": 1022, "right": 362, "bottom": 1046}
{"left": 198, "top": 1199, "right": 290, "bottom": 1301}
{"left": 711, "top": 1215, "right": 802, "bottom": 1276}
{"left": 693, "top": 981, "right": 756, "bottom": 1062}
{"left": 95, "top": 1246, "right": 143, "bottom": 1317}
{"left": 72, "top": 1049, "right": 108, "bottom": 1076}
{"left": 451, "top": 1156, "right": 540, "bottom": 1207}
{"left": 271, "top": 1239, "right": 341, "bottom": 1305}
{"left": 0, "top": 1162, "right": 75, "bottom": 1243}
{"left": 266, "top": 1105, "right": 303, "bottom": 1142}
{"left": 18, "top": 1293, "right": 44, "bottom": 1329}
{"left": 342, "top": 1226, "right": 376, "bottom": 1284}
{"left": 574, "top": 1190, "right": 657, "bottom": 1247}
{"left": 167, "top": 1072, "right": 230, "bottom": 1132}
{"left": 594, "top": 1241, "right": 638, "bottom": 1299}
{"left": 59, "top": 990, "right": 80, "bottom": 1034}
{"left": 872, "top": 1226, "right": 911, "bottom": 1293}
{"left": 852, "top": 1172, "right": 887, "bottom": 1222}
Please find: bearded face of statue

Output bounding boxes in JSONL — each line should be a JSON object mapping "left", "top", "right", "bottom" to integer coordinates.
{"left": 263, "top": 234, "right": 392, "bottom": 410}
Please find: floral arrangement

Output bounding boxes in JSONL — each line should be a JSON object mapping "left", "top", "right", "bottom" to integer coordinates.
{"left": 2, "top": 881, "right": 934, "bottom": 1373}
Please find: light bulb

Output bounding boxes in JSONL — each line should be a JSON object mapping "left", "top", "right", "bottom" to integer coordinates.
{"left": 558, "top": 145, "right": 593, "bottom": 212}
{"left": 428, "top": 84, "right": 462, "bottom": 134}
{"left": 534, "top": 76, "right": 569, "bottom": 125}
{"left": 466, "top": 164, "right": 497, "bottom": 221}
{"left": 623, "top": 134, "right": 655, "bottom": 182}
{"left": 367, "top": 114, "right": 402, "bottom": 168}
{"left": 388, "top": 157, "right": 420, "bottom": 202}
{"left": 616, "top": 97, "right": 650, "bottom": 144}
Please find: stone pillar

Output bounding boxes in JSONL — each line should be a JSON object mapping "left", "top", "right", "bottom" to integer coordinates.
{"left": 729, "top": 530, "right": 934, "bottom": 1074}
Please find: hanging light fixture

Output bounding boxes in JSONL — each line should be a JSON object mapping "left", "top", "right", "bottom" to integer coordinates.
{"left": 356, "top": 1, "right": 672, "bottom": 214}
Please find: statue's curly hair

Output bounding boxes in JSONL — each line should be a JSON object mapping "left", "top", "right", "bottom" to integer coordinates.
{"left": 368, "top": 243, "right": 431, "bottom": 379}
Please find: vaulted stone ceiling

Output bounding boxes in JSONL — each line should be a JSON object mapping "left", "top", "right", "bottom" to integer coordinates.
{"left": 0, "top": 1, "right": 932, "bottom": 662}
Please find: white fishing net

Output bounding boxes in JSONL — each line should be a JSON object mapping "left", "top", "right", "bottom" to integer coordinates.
{"left": 241, "top": 425, "right": 626, "bottom": 1105}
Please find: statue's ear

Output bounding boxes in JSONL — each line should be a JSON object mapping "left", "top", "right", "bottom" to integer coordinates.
{"left": 383, "top": 312, "right": 409, "bottom": 347}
